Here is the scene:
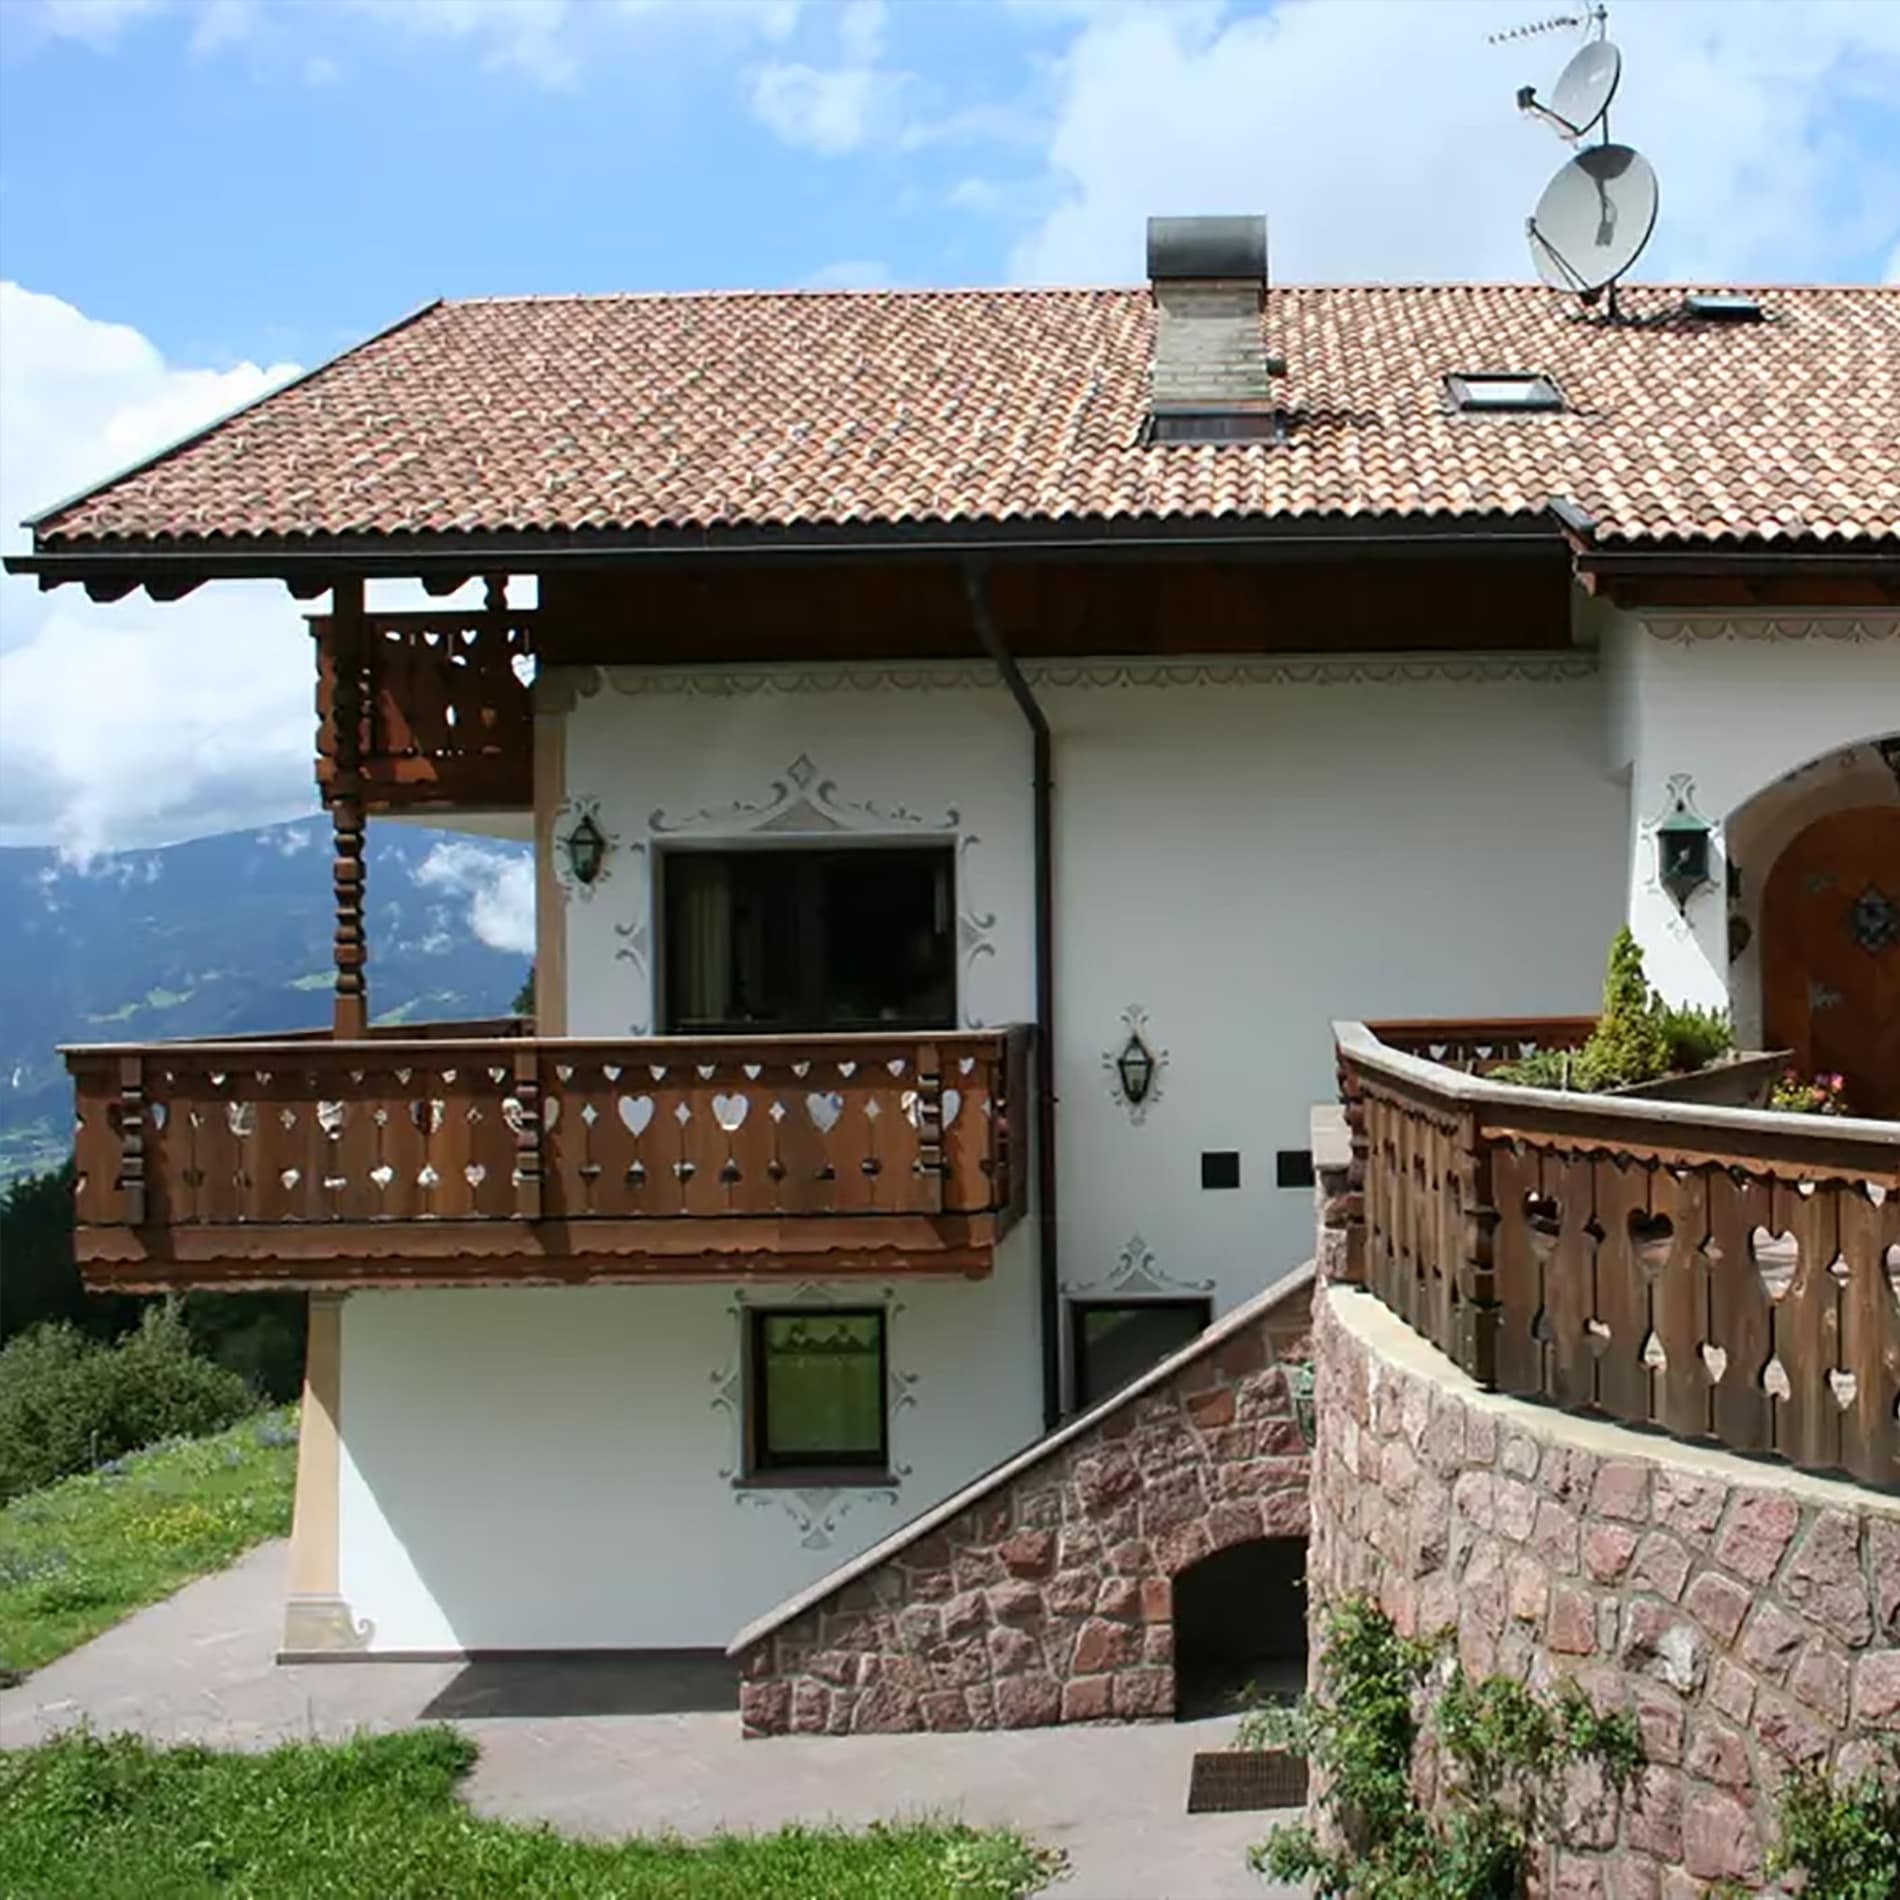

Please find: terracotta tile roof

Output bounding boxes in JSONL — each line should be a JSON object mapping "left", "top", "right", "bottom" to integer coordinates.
{"left": 29, "top": 282, "right": 1900, "bottom": 553}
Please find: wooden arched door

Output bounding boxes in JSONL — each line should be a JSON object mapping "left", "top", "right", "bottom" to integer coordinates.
{"left": 1762, "top": 806, "right": 1900, "bottom": 1121}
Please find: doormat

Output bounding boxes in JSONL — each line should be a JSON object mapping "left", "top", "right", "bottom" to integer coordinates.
{"left": 1186, "top": 1749, "right": 1308, "bottom": 1813}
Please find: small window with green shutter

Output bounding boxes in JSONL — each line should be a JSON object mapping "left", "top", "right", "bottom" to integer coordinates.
{"left": 748, "top": 1309, "right": 889, "bottom": 1477}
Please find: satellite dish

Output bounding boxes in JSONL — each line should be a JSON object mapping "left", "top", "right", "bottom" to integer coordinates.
{"left": 1526, "top": 142, "right": 1658, "bottom": 295}
{"left": 1520, "top": 39, "right": 1621, "bottom": 139}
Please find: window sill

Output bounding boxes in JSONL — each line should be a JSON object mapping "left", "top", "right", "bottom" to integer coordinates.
{"left": 733, "top": 1468, "right": 896, "bottom": 1492}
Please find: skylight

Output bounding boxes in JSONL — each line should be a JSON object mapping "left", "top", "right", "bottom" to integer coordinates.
{"left": 1683, "top": 293, "right": 1764, "bottom": 323}
{"left": 1446, "top": 372, "right": 1564, "bottom": 414}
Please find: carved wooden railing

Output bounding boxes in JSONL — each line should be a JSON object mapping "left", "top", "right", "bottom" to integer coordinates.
{"left": 314, "top": 598, "right": 534, "bottom": 813}
{"left": 66, "top": 1026, "right": 1032, "bottom": 1284}
{"left": 1366, "top": 1016, "right": 1597, "bottom": 1074}
{"left": 1335, "top": 1021, "right": 1900, "bottom": 1490}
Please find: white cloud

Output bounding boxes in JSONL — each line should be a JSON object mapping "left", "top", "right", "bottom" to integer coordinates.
{"left": 412, "top": 841, "right": 536, "bottom": 955}
{"left": 0, "top": 281, "right": 310, "bottom": 857}
{"left": 343, "top": 0, "right": 577, "bottom": 89}
{"left": 747, "top": 0, "right": 903, "bottom": 154}
{"left": 1013, "top": 0, "right": 1900, "bottom": 286}
{"left": 23, "top": 0, "right": 164, "bottom": 51}
{"left": 802, "top": 257, "right": 896, "bottom": 289}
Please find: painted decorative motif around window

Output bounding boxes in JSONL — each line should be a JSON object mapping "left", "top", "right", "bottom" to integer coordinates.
{"left": 709, "top": 1284, "right": 918, "bottom": 1550}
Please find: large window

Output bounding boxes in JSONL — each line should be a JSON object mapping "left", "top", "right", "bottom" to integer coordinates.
{"left": 1071, "top": 1299, "right": 1213, "bottom": 1411}
{"left": 748, "top": 1309, "right": 889, "bottom": 1477}
{"left": 662, "top": 845, "right": 955, "bottom": 1034}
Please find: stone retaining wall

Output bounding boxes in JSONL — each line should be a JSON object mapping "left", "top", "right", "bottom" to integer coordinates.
{"left": 732, "top": 1269, "right": 1314, "bottom": 1734}
{"left": 1313, "top": 1283, "right": 1900, "bottom": 1897}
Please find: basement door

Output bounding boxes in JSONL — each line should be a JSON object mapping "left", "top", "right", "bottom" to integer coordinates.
{"left": 1761, "top": 806, "right": 1900, "bottom": 1122}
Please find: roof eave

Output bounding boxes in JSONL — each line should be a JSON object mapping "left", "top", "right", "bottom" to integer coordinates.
{"left": 7, "top": 510, "right": 1571, "bottom": 592}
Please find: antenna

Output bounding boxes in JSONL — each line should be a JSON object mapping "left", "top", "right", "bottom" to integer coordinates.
{"left": 1510, "top": 6, "right": 1657, "bottom": 321}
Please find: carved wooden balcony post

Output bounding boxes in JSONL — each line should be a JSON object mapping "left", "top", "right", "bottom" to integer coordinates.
{"left": 1335, "top": 1048, "right": 1368, "bottom": 1286}
{"left": 329, "top": 578, "right": 369, "bottom": 1039}
{"left": 1453, "top": 1106, "right": 1501, "bottom": 1388}
{"left": 512, "top": 1046, "right": 544, "bottom": 1220}
{"left": 117, "top": 1053, "right": 147, "bottom": 1227}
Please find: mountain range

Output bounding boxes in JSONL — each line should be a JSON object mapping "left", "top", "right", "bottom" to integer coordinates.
{"left": 0, "top": 821, "right": 532, "bottom": 1185}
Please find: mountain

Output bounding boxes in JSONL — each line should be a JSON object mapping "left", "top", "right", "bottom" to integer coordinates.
{"left": 0, "top": 821, "right": 532, "bottom": 1185}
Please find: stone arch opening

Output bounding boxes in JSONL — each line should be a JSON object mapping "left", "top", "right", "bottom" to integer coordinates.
{"left": 1170, "top": 1535, "right": 1306, "bottom": 1720}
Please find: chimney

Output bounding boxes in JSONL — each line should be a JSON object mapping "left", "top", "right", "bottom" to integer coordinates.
{"left": 1145, "top": 215, "right": 1277, "bottom": 442}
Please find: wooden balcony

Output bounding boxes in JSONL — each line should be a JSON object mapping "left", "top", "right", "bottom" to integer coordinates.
{"left": 1335, "top": 1019, "right": 1900, "bottom": 1491}
{"left": 66, "top": 1025, "right": 1032, "bottom": 1292}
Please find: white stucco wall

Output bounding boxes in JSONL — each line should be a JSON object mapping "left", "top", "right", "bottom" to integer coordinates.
{"left": 338, "top": 648, "right": 1636, "bottom": 1653}
{"left": 1603, "top": 614, "right": 1900, "bottom": 1010}
{"left": 337, "top": 1255, "right": 1039, "bottom": 1651}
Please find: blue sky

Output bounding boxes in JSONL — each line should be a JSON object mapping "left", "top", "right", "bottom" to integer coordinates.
{"left": 0, "top": 0, "right": 1897, "bottom": 861}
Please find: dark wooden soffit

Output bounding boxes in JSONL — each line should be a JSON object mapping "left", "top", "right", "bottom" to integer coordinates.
{"left": 535, "top": 553, "right": 1577, "bottom": 663}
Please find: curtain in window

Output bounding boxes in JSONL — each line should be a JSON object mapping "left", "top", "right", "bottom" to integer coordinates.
{"left": 673, "top": 857, "right": 733, "bottom": 1026}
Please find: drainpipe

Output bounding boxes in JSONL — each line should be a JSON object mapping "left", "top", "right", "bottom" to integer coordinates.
{"left": 962, "top": 561, "right": 1062, "bottom": 1433}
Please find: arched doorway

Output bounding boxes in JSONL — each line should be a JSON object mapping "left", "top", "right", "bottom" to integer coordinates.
{"left": 1171, "top": 1536, "right": 1306, "bottom": 1719}
{"left": 1762, "top": 805, "right": 1900, "bottom": 1120}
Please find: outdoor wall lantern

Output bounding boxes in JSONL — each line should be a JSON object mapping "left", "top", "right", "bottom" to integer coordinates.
{"left": 1656, "top": 794, "right": 1714, "bottom": 911}
{"left": 1116, "top": 1030, "right": 1157, "bottom": 1107}
{"left": 562, "top": 811, "right": 608, "bottom": 887}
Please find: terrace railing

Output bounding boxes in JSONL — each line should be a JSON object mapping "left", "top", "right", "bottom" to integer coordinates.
{"left": 66, "top": 1025, "right": 1032, "bottom": 1288}
{"left": 1334, "top": 1020, "right": 1900, "bottom": 1491}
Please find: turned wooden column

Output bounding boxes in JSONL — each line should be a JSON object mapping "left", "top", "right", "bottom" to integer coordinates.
{"left": 329, "top": 578, "right": 369, "bottom": 1039}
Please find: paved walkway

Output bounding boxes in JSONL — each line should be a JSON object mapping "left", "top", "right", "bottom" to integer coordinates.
{"left": 0, "top": 1542, "right": 1301, "bottom": 1899}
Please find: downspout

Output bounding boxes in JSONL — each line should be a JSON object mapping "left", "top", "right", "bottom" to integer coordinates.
{"left": 962, "top": 561, "right": 1063, "bottom": 1433}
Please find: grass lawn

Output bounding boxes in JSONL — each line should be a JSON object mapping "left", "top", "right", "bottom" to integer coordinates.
{"left": 0, "top": 1406, "right": 297, "bottom": 1680}
{"left": 0, "top": 1726, "right": 1064, "bottom": 1898}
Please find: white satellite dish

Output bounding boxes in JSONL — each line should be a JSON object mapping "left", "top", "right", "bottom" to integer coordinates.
{"left": 1519, "top": 39, "right": 1621, "bottom": 140}
{"left": 1526, "top": 142, "right": 1658, "bottom": 297}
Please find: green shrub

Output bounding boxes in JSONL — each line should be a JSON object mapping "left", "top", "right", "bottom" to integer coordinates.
{"left": 1572, "top": 928, "right": 1671, "bottom": 1092}
{"left": 1766, "top": 1746, "right": 1900, "bottom": 1900}
{"left": 0, "top": 1305, "right": 257, "bottom": 1503}
{"left": 1486, "top": 1049, "right": 1574, "bottom": 1090}
{"left": 1656, "top": 1001, "right": 1735, "bottom": 1074}
{"left": 1246, "top": 1597, "right": 1643, "bottom": 1899}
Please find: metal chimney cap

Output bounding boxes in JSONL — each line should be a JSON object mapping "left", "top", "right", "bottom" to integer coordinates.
{"left": 1146, "top": 216, "right": 1267, "bottom": 284}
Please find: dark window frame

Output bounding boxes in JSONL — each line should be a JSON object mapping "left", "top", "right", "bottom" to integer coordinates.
{"left": 745, "top": 1306, "right": 891, "bottom": 1482}
{"left": 656, "top": 837, "right": 958, "bottom": 1037}
{"left": 1070, "top": 1297, "right": 1214, "bottom": 1412}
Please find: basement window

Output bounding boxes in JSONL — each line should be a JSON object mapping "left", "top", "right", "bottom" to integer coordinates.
{"left": 748, "top": 1309, "right": 889, "bottom": 1480}
{"left": 661, "top": 844, "right": 955, "bottom": 1034}
{"left": 1446, "top": 372, "right": 1564, "bottom": 414}
{"left": 1072, "top": 1299, "right": 1213, "bottom": 1410}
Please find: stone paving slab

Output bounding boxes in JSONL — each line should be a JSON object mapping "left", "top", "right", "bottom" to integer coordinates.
{"left": 0, "top": 1541, "right": 1301, "bottom": 1899}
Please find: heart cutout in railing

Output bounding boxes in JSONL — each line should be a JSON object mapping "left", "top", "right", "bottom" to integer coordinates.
{"left": 837, "top": 1061, "right": 857, "bottom": 1079}
{"left": 742, "top": 1064, "right": 763, "bottom": 1081}
{"left": 1751, "top": 1226, "right": 1799, "bottom": 1300}
{"left": 280, "top": 1168, "right": 301, "bottom": 1191}
{"left": 696, "top": 1064, "right": 716, "bottom": 1081}
{"left": 618, "top": 1095, "right": 655, "bottom": 1138}
{"left": 1628, "top": 1210, "right": 1673, "bottom": 1274}
{"left": 1525, "top": 1194, "right": 1561, "bottom": 1235}
{"left": 1699, "top": 1342, "right": 1728, "bottom": 1385}
{"left": 317, "top": 1101, "right": 346, "bottom": 1137}
{"left": 959, "top": 1056, "right": 976, "bottom": 1075}
{"left": 418, "top": 1165, "right": 440, "bottom": 1187}
{"left": 602, "top": 1065, "right": 621, "bottom": 1083}
{"left": 1641, "top": 1331, "right": 1667, "bottom": 1371}
{"left": 648, "top": 1064, "right": 668, "bottom": 1082}
{"left": 370, "top": 1165, "right": 394, "bottom": 1190}
{"left": 712, "top": 1092, "right": 749, "bottom": 1133}
{"left": 464, "top": 1164, "right": 486, "bottom": 1189}
{"left": 1761, "top": 1356, "right": 1792, "bottom": 1401}
{"left": 887, "top": 1057, "right": 907, "bottom": 1077}
{"left": 440, "top": 1068, "right": 457, "bottom": 1084}
{"left": 487, "top": 1067, "right": 506, "bottom": 1085}
{"left": 792, "top": 1061, "right": 811, "bottom": 1079}
{"left": 1827, "top": 1369, "right": 1857, "bottom": 1411}
{"left": 807, "top": 1091, "right": 845, "bottom": 1134}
